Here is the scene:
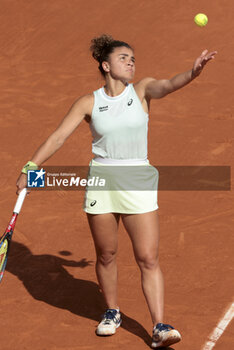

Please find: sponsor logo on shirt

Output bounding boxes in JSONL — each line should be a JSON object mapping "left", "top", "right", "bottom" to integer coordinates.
{"left": 90, "top": 200, "right": 97, "bottom": 207}
{"left": 127, "top": 99, "right": 133, "bottom": 106}
{"left": 99, "top": 106, "right": 109, "bottom": 112}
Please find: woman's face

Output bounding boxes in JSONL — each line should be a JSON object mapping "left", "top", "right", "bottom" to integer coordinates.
{"left": 103, "top": 46, "right": 135, "bottom": 82}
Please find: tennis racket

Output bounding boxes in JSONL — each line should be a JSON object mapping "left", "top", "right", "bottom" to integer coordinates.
{"left": 0, "top": 188, "right": 27, "bottom": 283}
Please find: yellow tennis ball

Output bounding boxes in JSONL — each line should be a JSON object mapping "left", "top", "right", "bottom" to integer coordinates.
{"left": 194, "top": 13, "right": 208, "bottom": 27}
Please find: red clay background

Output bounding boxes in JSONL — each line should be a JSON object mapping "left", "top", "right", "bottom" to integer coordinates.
{"left": 0, "top": 1, "right": 233, "bottom": 349}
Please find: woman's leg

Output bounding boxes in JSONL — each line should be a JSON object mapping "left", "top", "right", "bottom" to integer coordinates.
{"left": 87, "top": 212, "right": 120, "bottom": 310}
{"left": 121, "top": 210, "right": 164, "bottom": 326}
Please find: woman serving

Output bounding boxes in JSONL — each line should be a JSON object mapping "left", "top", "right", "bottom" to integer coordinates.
{"left": 16, "top": 34, "right": 217, "bottom": 348}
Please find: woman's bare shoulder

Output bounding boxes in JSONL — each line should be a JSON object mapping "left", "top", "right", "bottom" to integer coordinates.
{"left": 133, "top": 77, "right": 156, "bottom": 102}
{"left": 134, "top": 77, "right": 156, "bottom": 90}
{"left": 72, "top": 93, "right": 94, "bottom": 116}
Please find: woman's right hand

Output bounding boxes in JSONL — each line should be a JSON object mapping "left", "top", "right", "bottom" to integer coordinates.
{"left": 16, "top": 173, "right": 28, "bottom": 195}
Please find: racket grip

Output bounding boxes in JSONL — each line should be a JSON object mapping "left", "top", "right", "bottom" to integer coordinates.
{"left": 13, "top": 188, "right": 27, "bottom": 214}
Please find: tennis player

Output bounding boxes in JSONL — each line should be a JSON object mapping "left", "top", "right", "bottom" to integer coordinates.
{"left": 16, "top": 34, "right": 217, "bottom": 348}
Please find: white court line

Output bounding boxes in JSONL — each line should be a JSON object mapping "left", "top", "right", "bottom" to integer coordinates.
{"left": 202, "top": 302, "right": 234, "bottom": 350}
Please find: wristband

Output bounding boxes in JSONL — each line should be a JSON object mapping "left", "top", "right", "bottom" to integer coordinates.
{"left": 21, "top": 161, "right": 38, "bottom": 174}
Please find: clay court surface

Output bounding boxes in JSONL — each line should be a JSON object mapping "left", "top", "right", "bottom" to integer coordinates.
{"left": 0, "top": 0, "right": 233, "bottom": 349}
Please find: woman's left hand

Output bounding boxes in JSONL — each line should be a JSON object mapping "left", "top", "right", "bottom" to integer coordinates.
{"left": 192, "top": 49, "right": 217, "bottom": 78}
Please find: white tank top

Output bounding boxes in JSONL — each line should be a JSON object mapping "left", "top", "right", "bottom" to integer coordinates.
{"left": 89, "top": 83, "right": 149, "bottom": 160}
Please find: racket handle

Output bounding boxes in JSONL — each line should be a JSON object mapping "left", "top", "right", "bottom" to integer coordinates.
{"left": 13, "top": 188, "right": 28, "bottom": 214}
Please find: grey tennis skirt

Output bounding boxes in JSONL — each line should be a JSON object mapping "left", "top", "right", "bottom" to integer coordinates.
{"left": 83, "top": 158, "right": 159, "bottom": 214}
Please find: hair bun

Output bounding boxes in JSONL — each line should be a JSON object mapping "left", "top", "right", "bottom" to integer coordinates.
{"left": 90, "top": 34, "right": 114, "bottom": 62}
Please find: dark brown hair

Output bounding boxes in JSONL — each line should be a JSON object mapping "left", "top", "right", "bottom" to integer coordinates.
{"left": 90, "top": 34, "right": 133, "bottom": 76}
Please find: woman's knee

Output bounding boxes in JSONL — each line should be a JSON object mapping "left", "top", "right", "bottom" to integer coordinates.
{"left": 136, "top": 254, "right": 159, "bottom": 271}
{"left": 97, "top": 249, "right": 117, "bottom": 266}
